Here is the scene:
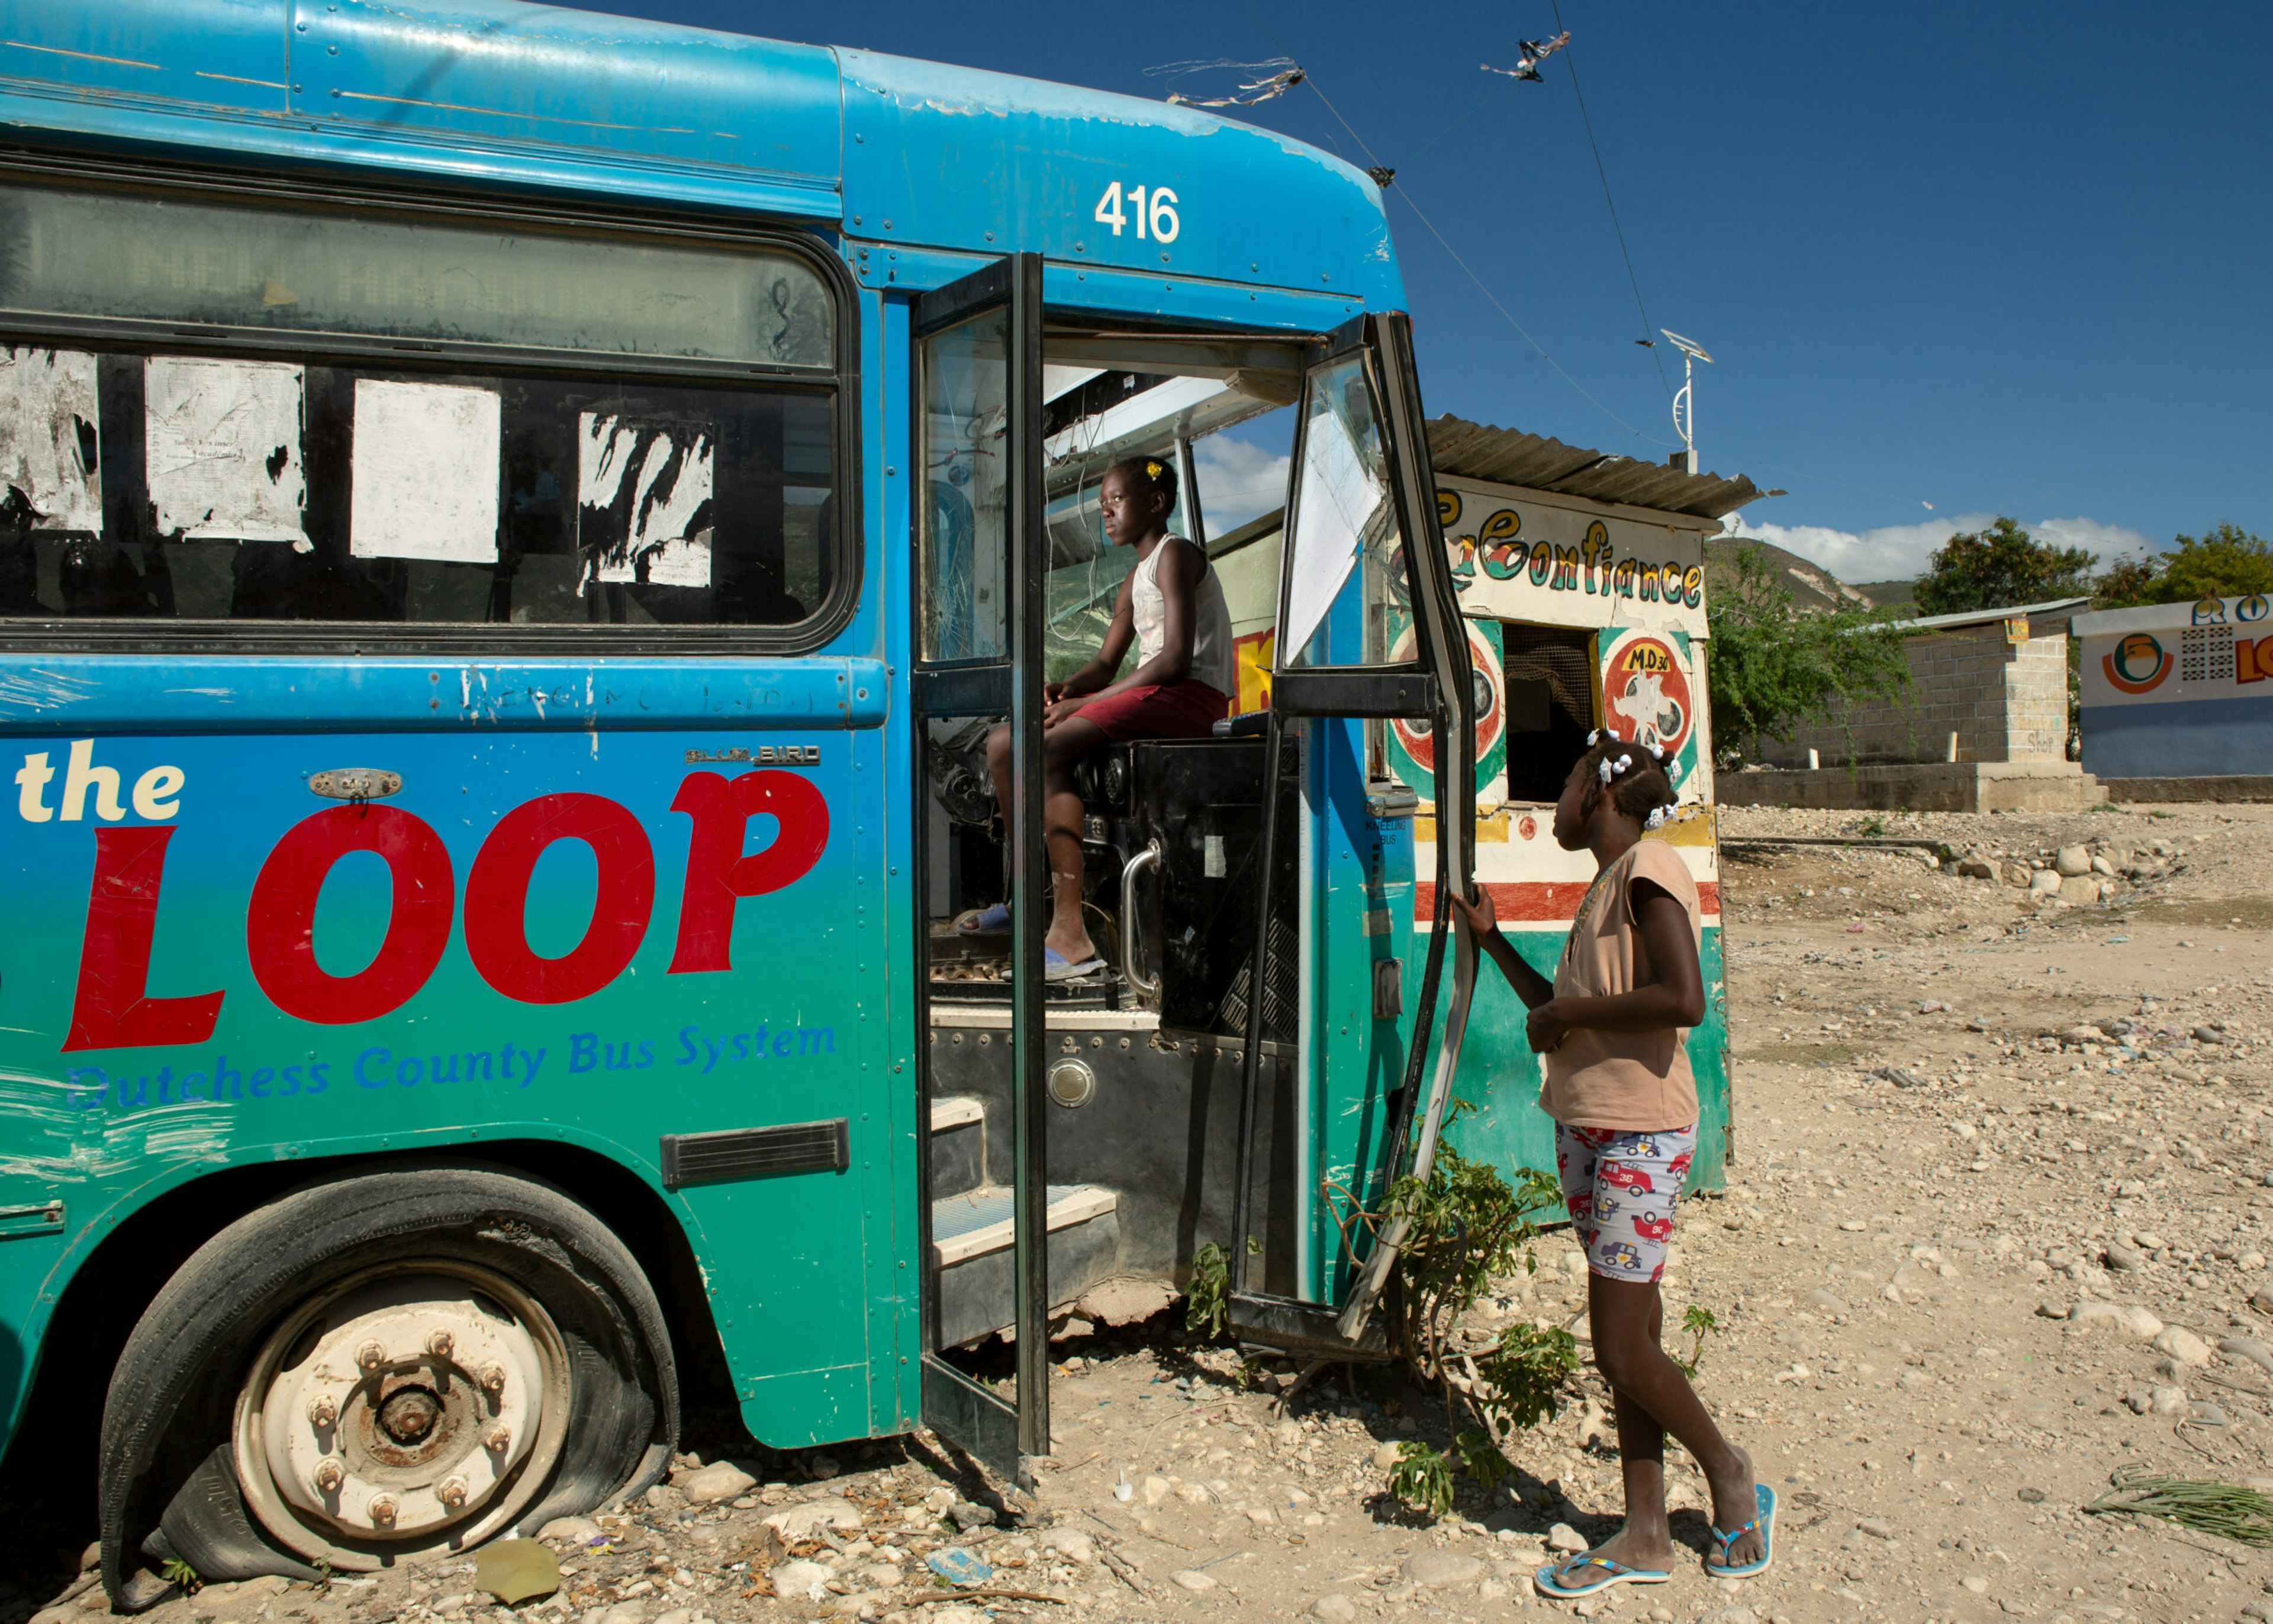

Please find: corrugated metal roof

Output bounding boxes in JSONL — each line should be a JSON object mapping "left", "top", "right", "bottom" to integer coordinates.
{"left": 1885, "top": 596, "right": 2091, "bottom": 634}
{"left": 1426, "top": 414, "right": 1772, "bottom": 521}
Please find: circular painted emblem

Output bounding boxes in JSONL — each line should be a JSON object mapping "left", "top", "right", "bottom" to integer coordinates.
{"left": 1518, "top": 814, "right": 1538, "bottom": 842}
{"left": 2239, "top": 595, "right": 2269, "bottom": 623}
{"left": 1602, "top": 633, "right": 1692, "bottom": 757}
{"left": 1391, "top": 620, "right": 1505, "bottom": 776}
{"left": 2102, "top": 631, "right": 2174, "bottom": 695}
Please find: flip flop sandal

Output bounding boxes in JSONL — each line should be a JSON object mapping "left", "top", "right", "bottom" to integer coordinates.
{"left": 1705, "top": 1483, "right": 1777, "bottom": 1580}
{"left": 1532, "top": 1555, "right": 1672, "bottom": 1599}
{"left": 955, "top": 903, "right": 1012, "bottom": 934}
{"left": 1044, "top": 948, "right": 1106, "bottom": 981}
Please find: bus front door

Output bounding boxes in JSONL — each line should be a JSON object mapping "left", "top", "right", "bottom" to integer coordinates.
{"left": 909, "top": 256, "right": 1052, "bottom": 1483}
{"left": 1228, "top": 312, "right": 1479, "bottom": 1352}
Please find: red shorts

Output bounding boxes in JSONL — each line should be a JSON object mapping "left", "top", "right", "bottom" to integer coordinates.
{"left": 1075, "top": 681, "right": 1231, "bottom": 741}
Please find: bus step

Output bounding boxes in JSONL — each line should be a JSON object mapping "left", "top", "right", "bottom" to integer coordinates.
{"left": 933, "top": 1183, "right": 1122, "bottom": 1349}
{"left": 929, "top": 1095, "right": 988, "bottom": 1198}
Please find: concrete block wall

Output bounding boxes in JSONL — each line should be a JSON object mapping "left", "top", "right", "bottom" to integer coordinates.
{"left": 2003, "top": 634, "right": 2070, "bottom": 761}
{"left": 1756, "top": 624, "right": 2071, "bottom": 768}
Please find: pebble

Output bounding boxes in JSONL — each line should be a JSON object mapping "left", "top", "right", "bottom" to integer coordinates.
{"left": 1963, "top": 1575, "right": 1991, "bottom": 1595}
{"left": 601, "top": 1605, "right": 649, "bottom": 1624}
{"left": 1141, "top": 1474, "right": 1173, "bottom": 1506}
{"left": 2153, "top": 1327, "right": 2213, "bottom": 1367}
{"left": 648, "top": 1610, "right": 693, "bottom": 1624}
{"left": 1171, "top": 1570, "right": 1219, "bottom": 1593}
{"left": 770, "top": 1560, "right": 833, "bottom": 1603}
{"left": 2104, "top": 1243, "right": 2143, "bottom": 1271}
{"left": 2222, "top": 1338, "right": 2273, "bottom": 1379}
{"left": 1856, "top": 1518, "right": 1895, "bottom": 1541}
{"left": 2066, "top": 1301, "right": 2162, "bottom": 1341}
{"left": 1370, "top": 1442, "right": 1403, "bottom": 1469}
{"left": 1805, "top": 1288, "right": 1849, "bottom": 1313}
{"left": 764, "top": 1502, "right": 865, "bottom": 1541}
{"left": 1042, "top": 1528, "right": 1096, "bottom": 1564}
{"left": 1547, "top": 1523, "right": 1588, "bottom": 1554}
{"left": 537, "top": 1517, "right": 605, "bottom": 1546}
{"left": 1312, "top": 1597, "right": 1360, "bottom": 1623}
{"left": 2149, "top": 1386, "right": 2188, "bottom": 1415}
{"left": 948, "top": 1500, "right": 997, "bottom": 1530}
{"left": 2055, "top": 845, "right": 2092, "bottom": 877}
{"left": 676, "top": 1462, "right": 757, "bottom": 1504}
{"left": 1403, "top": 1552, "right": 1485, "bottom": 1588}
{"left": 2132, "top": 1231, "right": 2167, "bottom": 1252}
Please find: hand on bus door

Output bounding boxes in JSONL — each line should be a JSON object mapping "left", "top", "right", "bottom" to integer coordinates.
{"left": 1449, "top": 885, "right": 1498, "bottom": 936}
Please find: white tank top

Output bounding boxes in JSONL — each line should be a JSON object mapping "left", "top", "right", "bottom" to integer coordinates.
{"left": 1131, "top": 536, "right": 1235, "bottom": 697}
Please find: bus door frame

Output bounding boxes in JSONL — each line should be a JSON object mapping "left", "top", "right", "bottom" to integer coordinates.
{"left": 909, "top": 254, "right": 1051, "bottom": 1483}
{"left": 1226, "top": 311, "right": 1479, "bottom": 1356}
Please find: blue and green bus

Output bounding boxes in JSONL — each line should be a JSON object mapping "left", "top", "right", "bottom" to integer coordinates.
{"left": 0, "top": 0, "right": 1489, "bottom": 1604}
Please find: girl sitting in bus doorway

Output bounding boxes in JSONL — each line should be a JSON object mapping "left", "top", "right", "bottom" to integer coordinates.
{"left": 1451, "top": 736, "right": 1772, "bottom": 1597}
{"left": 969, "top": 455, "right": 1234, "bottom": 979}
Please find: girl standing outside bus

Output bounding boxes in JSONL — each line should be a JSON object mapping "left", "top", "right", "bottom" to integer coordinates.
{"left": 1451, "top": 734, "right": 1772, "bottom": 1596}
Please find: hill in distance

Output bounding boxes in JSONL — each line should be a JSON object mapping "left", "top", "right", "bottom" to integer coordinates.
{"left": 1704, "top": 535, "right": 1911, "bottom": 613}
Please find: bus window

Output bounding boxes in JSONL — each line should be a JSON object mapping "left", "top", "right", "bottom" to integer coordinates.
{"left": 1279, "top": 351, "right": 1403, "bottom": 671}
{"left": 0, "top": 177, "right": 846, "bottom": 632}
{"left": 1498, "top": 621, "right": 1599, "bottom": 801}
{"left": 918, "top": 308, "right": 1010, "bottom": 663}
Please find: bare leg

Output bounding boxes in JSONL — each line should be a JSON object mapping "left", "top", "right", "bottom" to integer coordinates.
{"left": 1587, "top": 1274, "right": 1761, "bottom": 1570}
{"left": 1040, "top": 717, "right": 1108, "bottom": 962}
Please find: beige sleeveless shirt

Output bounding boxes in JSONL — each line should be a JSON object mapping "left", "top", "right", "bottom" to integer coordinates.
{"left": 1539, "top": 839, "right": 1704, "bottom": 1132}
{"left": 1131, "top": 536, "right": 1235, "bottom": 695}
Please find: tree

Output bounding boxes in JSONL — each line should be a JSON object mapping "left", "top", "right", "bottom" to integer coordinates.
{"left": 1913, "top": 517, "right": 2095, "bottom": 616}
{"left": 1707, "top": 543, "right": 1911, "bottom": 762}
{"left": 2094, "top": 523, "right": 2273, "bottom": 608}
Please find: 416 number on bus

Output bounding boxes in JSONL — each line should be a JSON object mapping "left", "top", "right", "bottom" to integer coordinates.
{"left": 1093, "top": 181, "right": 1180, "bottom": 243}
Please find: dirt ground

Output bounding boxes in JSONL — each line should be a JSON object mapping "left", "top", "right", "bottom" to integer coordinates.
{"left": 21, "top": 801, "right": 2273, "bottom": 1624}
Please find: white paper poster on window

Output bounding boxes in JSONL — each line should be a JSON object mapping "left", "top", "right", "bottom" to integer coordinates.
{"left": 577, "top": 413, "right": 715, "bottom": 589}
{"left": 144, "top": 356, "right": 308, "bottom": 545}
{"left": 349, "top": 379, "right": 500, "bottom": 562}
{"left": 0, "top": 347, "right": 102, "bottom": 535}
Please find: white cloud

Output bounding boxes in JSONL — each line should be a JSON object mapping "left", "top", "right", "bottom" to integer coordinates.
{"left": 1727, "top": 510, "right": 2155, "bottom": 585}
{"left": 1192, "top": 434, "right": 1290, "bottom": 536}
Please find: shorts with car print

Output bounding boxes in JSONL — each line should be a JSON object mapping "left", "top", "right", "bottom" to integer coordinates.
{"left": 1554, "top": 1122, "right": 1697, "bottom": 1284}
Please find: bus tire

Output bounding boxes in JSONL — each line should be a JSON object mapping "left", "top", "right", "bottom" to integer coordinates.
{"left": 99, "top": 1159, "right": 678, "bottom": 1607}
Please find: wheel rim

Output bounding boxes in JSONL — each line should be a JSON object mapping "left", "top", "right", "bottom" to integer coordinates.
{"left": 233, "top": 1262, "right": 572, "bottom": 1568}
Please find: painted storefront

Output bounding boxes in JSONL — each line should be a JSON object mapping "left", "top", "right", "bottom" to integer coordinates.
{"left": 2074, "top": 594, "right": 2273, "bottom": 779}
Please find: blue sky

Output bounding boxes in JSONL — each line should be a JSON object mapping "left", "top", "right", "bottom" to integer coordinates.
{"left": 590, "top": 0, "right": 2270, "bottom": 584}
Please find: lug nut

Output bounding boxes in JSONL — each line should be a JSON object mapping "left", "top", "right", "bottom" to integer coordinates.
{"left": 368, "top": 1494, "right": 397, "bottom": 1527}
{"left": 479, "top": 1362, "right": 507, "bottom": 1394}
{"left": 355, "top": 1340, "right": 387, "bottom": 1372}
{"left": 308, "top": 1394, "right": 338, "bottom": 1428}
{"left": 482, "top": 1423, "right": 511, "bottom": 1453}
{"left": 424, "top": 1327, "right": 455, "bottom": 1359}
{"left": 313, "top": 1459, "right": 345, "bottom": 1494}
{"left": 438, "top": 1476, "right": 469, "bottom": 1510}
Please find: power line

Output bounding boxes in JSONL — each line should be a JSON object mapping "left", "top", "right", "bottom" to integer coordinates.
{"left": 1229, "top": 0, "right": 1672, "bottom": 447}
{"left": 1549, "top": 0, "right": 1673, "bottom": 407}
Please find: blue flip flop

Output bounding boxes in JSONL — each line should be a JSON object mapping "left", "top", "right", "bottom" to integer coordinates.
{"left": 1044, "top": 947, "right": 1106, "bottom": 981}
{"left": 955, "top": 903, "right": 1012, "bottom": 934}
{"left": 1706, "top": 1483, "right": 1776, "bottom": 1579}
{"left": 1532, "top": 1555, "right": 1672, "bottom": 1599}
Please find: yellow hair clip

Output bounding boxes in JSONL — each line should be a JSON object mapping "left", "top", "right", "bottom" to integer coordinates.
{"left": 1144, "top": 459, "right": 1164, "bottom": 479}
